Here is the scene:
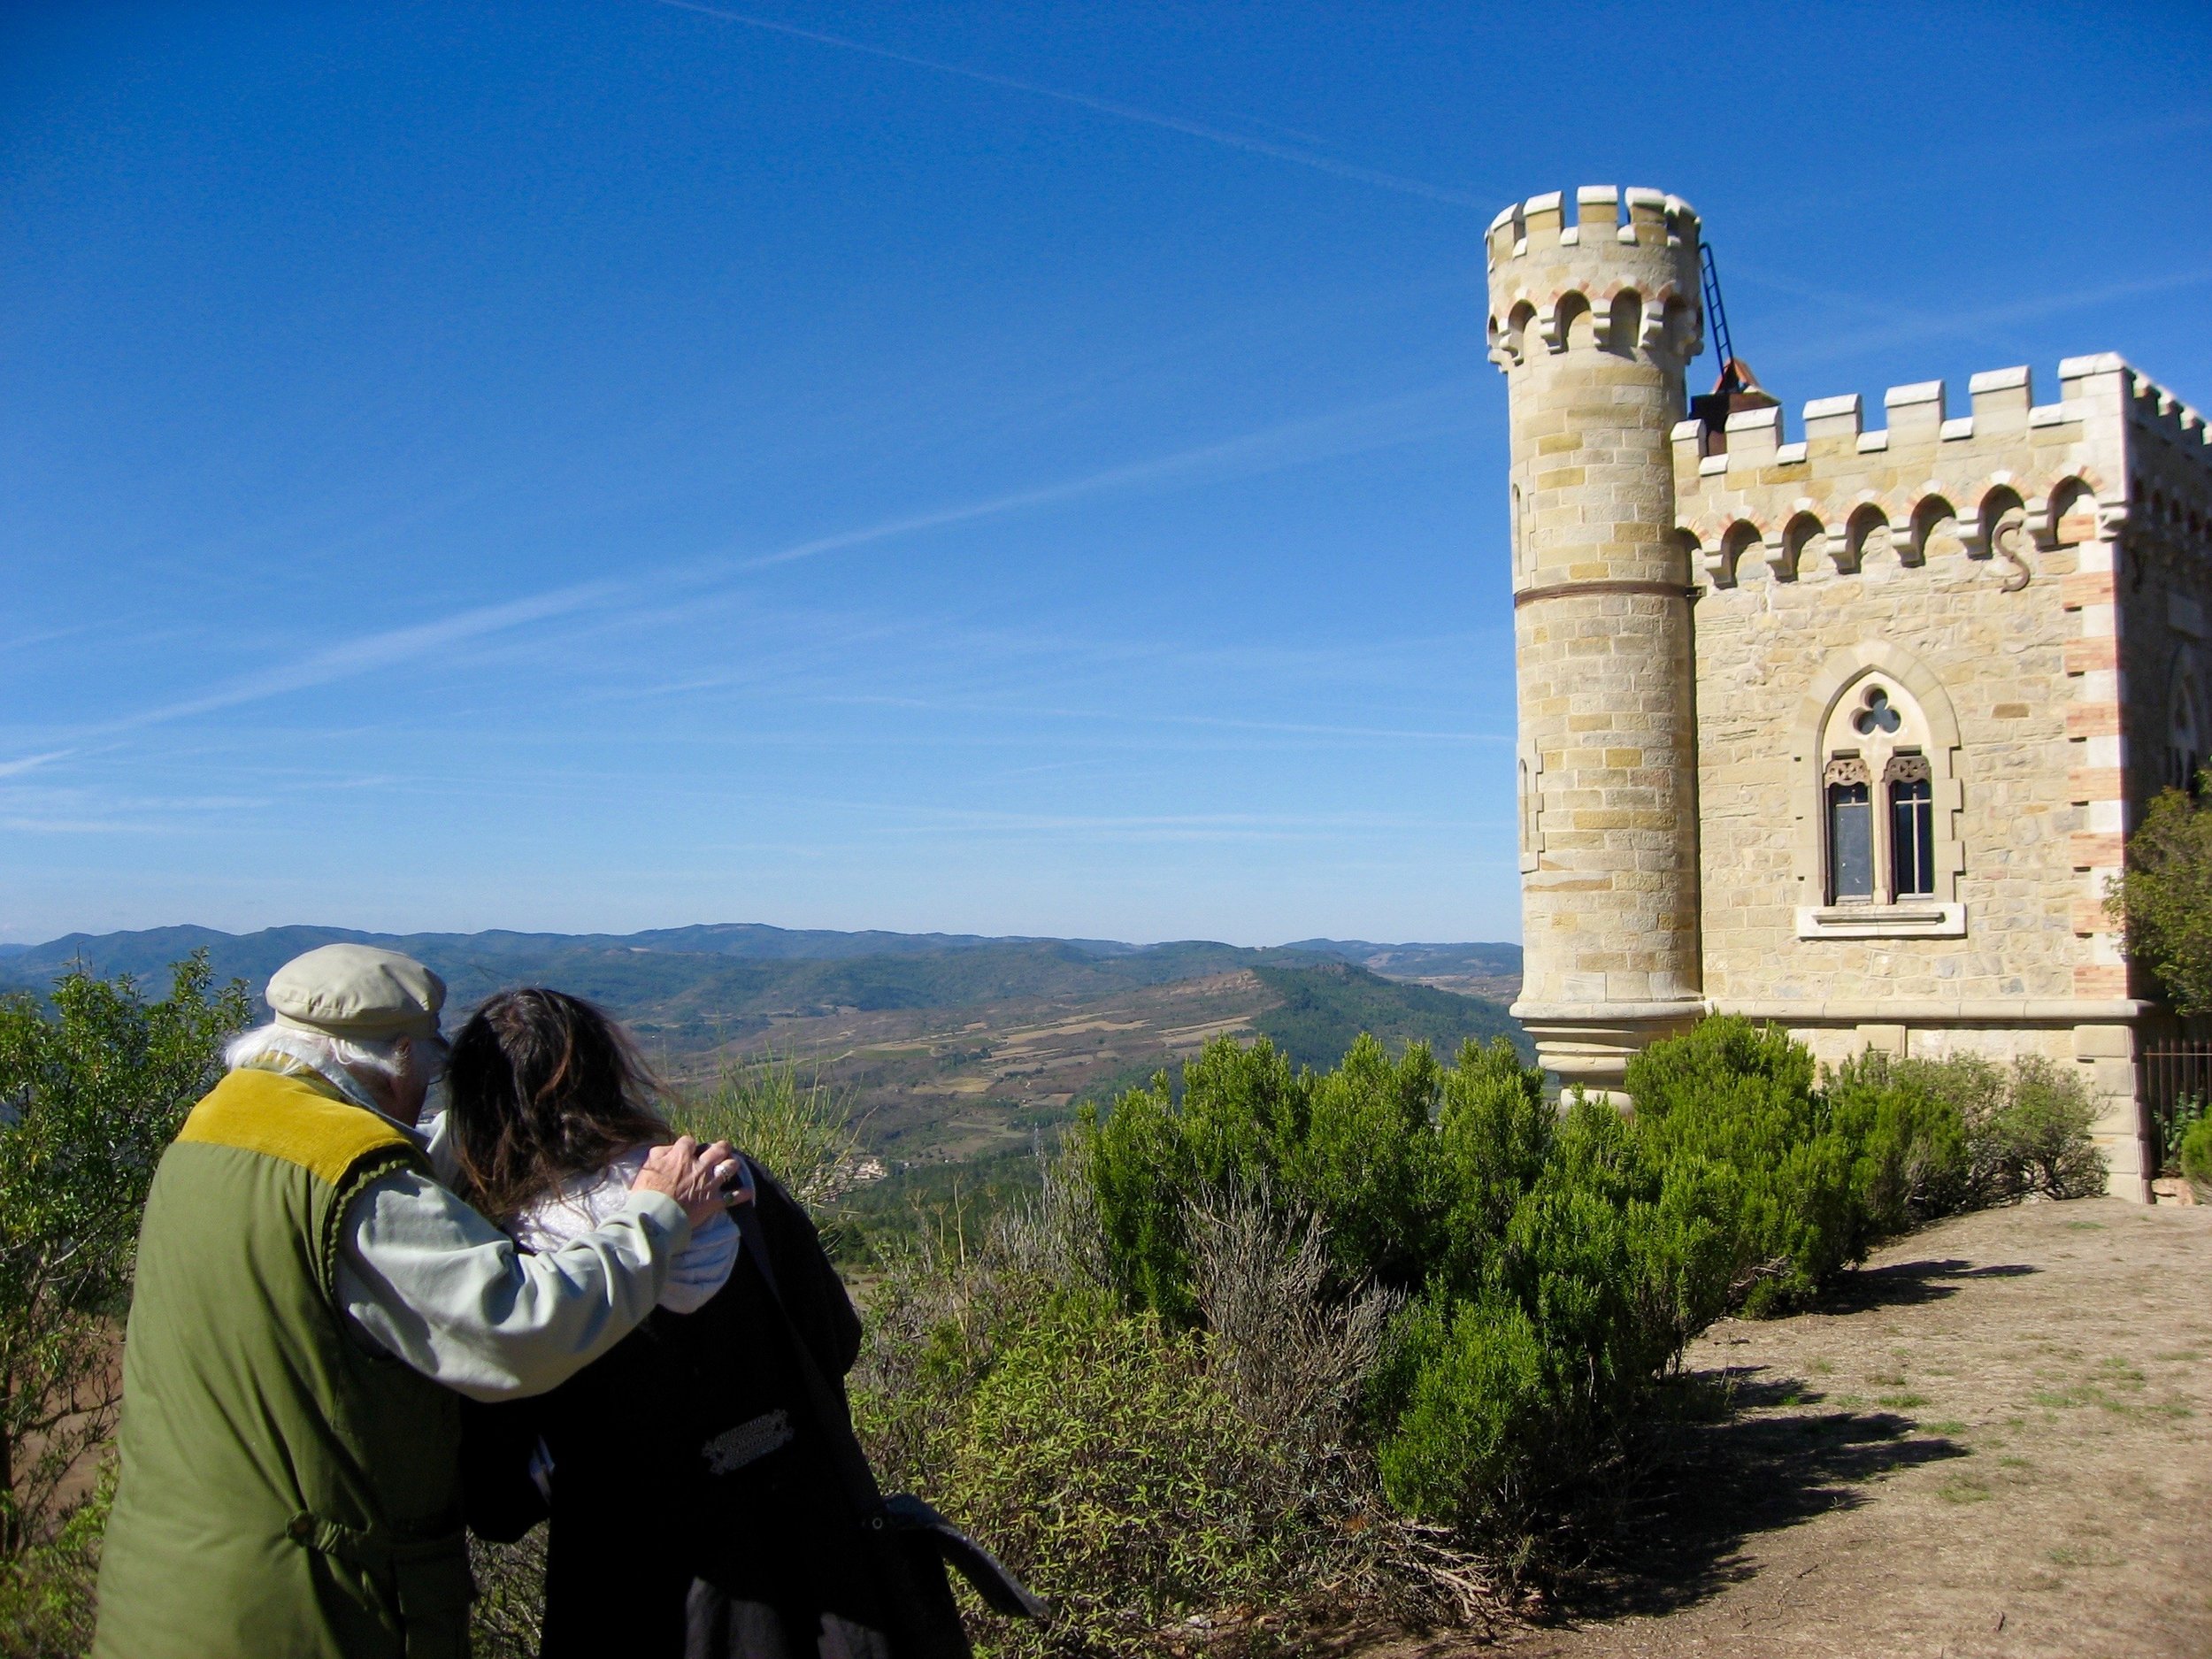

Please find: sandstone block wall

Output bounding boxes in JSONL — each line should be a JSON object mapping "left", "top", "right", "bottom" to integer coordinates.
{"left": 1669, "top": 355, "right": 2210, "bottom": 1195}
{"left": 1672, "top": 360, "right": 2112, "bottom": 1010}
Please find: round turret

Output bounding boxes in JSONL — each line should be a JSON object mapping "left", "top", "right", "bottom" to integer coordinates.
{"left": 1486, "top": 186, "right": 1707, "bottom": 1097}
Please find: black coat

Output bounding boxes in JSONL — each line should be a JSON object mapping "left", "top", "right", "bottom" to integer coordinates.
{"left": 462, "top": 1167, "right": 907, "bottom": 1659}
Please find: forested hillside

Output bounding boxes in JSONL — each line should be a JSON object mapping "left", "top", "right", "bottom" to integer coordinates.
{"left": 0, "top": 926, "right": 1518, "bottom": 1043}
{"left": 1250, "top": 960, "right": 1529, "bottom": 1069}
{"left": 1, "top": 926, "right": 1525, "bottom": 1171}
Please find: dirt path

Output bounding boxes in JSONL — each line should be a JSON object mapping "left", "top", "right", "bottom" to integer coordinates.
{"left": 1479, "top": 1197, "right": 2212, "bottom": 1659}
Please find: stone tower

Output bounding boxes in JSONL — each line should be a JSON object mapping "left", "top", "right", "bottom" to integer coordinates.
{"left": 1486, "top": 186, "right": 1708, "bottom": 1096}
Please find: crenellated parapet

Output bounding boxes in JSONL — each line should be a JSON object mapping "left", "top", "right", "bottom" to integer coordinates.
{"left": 2128, "top": 365, "right": 2212, "bottom": 458}
{"left": 1483, "top": 186, "right": 1705, "bottom": 373}
{"left": 1668, "top": 356, "right": 2212, "bottom": 593}
{"left": 2122, "top": 364, "right": 2212, "bottom": 564}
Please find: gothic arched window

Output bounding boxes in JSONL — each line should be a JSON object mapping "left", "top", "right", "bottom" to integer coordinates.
{"left": 1824, "top": 757, "right": 1872, "bottom": 901}
{"left": 1886, "top": 753, "right": 1935, "bottom": 898}
{"left": 1797, "top": 648, "right": 1963, "bottom": 939}
{"left": 1818, "top": 677, "right": 1941, "bottom": 907}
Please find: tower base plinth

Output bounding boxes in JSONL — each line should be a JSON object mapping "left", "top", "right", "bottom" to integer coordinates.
{"left": 1511, "top": 1000, "right": 1707, "bottom": 1104}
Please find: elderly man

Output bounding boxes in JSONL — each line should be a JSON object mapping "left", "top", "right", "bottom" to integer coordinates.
{"left": 92, "top": 944, "right": 737, "bottom": 1659}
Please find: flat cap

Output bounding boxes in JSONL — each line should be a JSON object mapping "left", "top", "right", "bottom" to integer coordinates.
{"left": 267, "top": 944, "right": 446, "bottom": 1042}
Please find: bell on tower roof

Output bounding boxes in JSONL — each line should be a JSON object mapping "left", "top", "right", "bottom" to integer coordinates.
{"left": 1690, "top": 356, "right": 1780, "bottom": 438}
{"left": 1687, "top": 245, "right": 1778, "bottom": 442}
{"left": 1713, "top": 357, "right": 1770, "bottom": 400}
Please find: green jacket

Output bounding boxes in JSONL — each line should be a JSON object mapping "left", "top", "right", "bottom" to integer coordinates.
{"left": 93, "top": 1069, "right": 472, "bottom": 1659}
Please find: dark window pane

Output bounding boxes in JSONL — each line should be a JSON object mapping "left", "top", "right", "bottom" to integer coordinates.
{"left": 1829, "top": 781, "right": 1872, "bottom": 899}
{"left": 1890, "top": 777, "right": 1934, "bottom": 897}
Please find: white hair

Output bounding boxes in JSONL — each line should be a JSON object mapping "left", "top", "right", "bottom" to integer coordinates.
{"left": 225, "top": 1024, "right": 447, "bottom": 1116}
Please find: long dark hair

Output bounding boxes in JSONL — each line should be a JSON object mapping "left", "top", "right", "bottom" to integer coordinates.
{"left": 445, "top": 988, "right": 673, "bottom": 1222}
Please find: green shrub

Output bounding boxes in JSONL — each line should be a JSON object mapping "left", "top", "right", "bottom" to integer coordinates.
{"left": 1371, "top": 1094, "right": 1739, "bottom": 1537}
{"left": 1847, "top": 1051, "right": 2008, "bottom": 1207}
{"left": 1371, "top": 1290, "right": 1549, "bottom": 1535}
{"left": 2162, "top": 1093, "right": 2208, "bottom": 1177}
{"left": 1288, "top": 1036, "right": 1440, "bottom": 1286}
{"left": 1074, "top": 1034, "right": 1746, "bottom": 1559}
{"left": 939, "top": 1293, "right": 1291, "bottom": 1647}
{"left": 880, "top": 1019, "right": 2106, "bottom": 1624}
{"left": 1624, "top": 1018, "right": 1858, "bottom": 1314}
{"left": 0, "top": 1459, "right": 111, "bottom": 1658}
{"left": 2180, "top": 1114, "right": 2212, "bottom": 1192}
{"left": 1080, "top": 1071, "right": 1204, "bottom": 1320}
{"left": 2105, "top": 780, "right": 2212, "bottom": 1016}
{"left": 671, "top": 1050, "right": 860, "bottom": 1216}
{"left": 1079, "top": 1033, "right": 1455, "bottom": 1318}
{"left": 1386, "top": 1171, "right": 1643, "bottom": 1530}
{"left": 1429, "top": 1036, "right": 1555, "bottom": 1295}
{"left": 1856, "top": 1049, "right": 2105, "bottom": 1201}
{"left": 1825, "top": 1049, "right": 1975, "bottom": 1233}
{"left": 849, "top": 1164, "right": 1485, "bottom": 1654}
{"left": 1176, "top": 1033, "right": 1308, "bottom": 1192}
{"left": 1987, "top": 1055, "right": 2106, "bottom": 1198}
{"left": 0, "top": 956, "right": 250, "bottom": 1555}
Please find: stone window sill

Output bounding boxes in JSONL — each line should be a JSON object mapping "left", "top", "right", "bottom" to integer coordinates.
{"left": 1795, "top": 902, "right": 1965, "bottom": 940}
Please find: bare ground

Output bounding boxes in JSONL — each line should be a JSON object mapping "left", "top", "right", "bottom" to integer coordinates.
{"left": 1417, "top": 1197, "right": 2212, "bottom": 1659}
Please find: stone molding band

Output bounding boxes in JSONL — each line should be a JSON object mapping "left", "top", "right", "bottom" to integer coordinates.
{"left": 1714, "top": 999, "right": 2152, "bottom": 1025}
{"left": 1514, "top": 998, "right": 2153, "bottom": 1025}
{"left": 1512, "top": 580, "right": 1697, "bottom": 609}
{"left": 1510, "top": 1000, "right": 1709, "bottom": 1023}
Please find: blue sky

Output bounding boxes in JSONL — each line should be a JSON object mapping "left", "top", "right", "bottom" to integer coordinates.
{"left": 4, "top": 2, "right": 2208, "bottom": 947}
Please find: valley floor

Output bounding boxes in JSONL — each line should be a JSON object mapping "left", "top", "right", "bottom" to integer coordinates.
{"left": 1412, "top": 1198, "right": 2212, "bottom": 1659}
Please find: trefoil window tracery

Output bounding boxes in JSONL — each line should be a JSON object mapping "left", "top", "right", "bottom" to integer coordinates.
{"left": 1820, "top": 681, "right": 1939, "bottom": 906}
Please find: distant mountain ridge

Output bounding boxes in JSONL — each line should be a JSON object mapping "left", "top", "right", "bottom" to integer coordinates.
{"left": 1283, "top": 938, "right": 1524, "bottom": 979}
{"left": 4, "top": 921, "right": 1115, "bottom": 978}
{"left": 0, "top": 925, "right": 1522, "bottom": 1049}
{"left": 2, "top": 924, "right": 1531, "bottom": 1158}
{"left": 2, "top": 923, "right": 1516, "bottom": 982}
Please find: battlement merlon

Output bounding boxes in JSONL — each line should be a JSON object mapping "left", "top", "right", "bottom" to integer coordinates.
{"left": 1484, "top": 187, "right": 1707, "bottom": 372}
{"left": 1484, "top": 186, "right": 1700, "bottom": 266}
{"left": 2115, "top": 357, "right": 2212, "bottom": 462}
{"left": 1672, "top": 357, "right": 2210, "bottom": 480}
{"left": 1669, "top": 356, "right": 2212, "bottom": 580}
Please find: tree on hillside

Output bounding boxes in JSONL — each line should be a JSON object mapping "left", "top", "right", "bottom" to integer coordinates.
{"left": 2106, "top": 779, "right": 2212, "bottom": 1016}
{"left": 0, "top": 955, "right": 249, "bottom": 1555}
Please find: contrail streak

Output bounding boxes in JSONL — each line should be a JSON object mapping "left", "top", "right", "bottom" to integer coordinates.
{"left": 0, "top": 749, "right": 73, "bottom": 780}
{"left": 1734, "top": 265, "right": 2212, "bottom": 369}
{"left": 34, "top": 388, "right": 1460, "bottom": 751}
{"left": 645, "top": 0, "right": 1493, "bottom": 208}
{"left": 81, "top": 582, "right": 619, "bottom": 740}
{"left": 733, "top": 382, "right": 1461, "bottom": 570}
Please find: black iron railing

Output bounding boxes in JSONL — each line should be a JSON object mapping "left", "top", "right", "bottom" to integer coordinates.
{"left": 2141, "top": 1041, "right": 2212, "bottom": 1173}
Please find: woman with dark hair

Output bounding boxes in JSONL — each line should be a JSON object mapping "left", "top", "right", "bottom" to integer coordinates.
{"left": 442, "top": 988, "right": 745, "bottom": 1322}
{"left": 441, "top": 989, "right": 1037, "bottom": 1659}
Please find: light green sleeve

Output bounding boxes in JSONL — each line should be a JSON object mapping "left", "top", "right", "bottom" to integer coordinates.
{"left": 334, "top": 1168, "right": 692, "bottom": 1401}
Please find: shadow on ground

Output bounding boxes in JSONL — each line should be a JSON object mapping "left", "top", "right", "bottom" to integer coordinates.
{"left": 1548, "top": 1265, "right": 2026, "bottom": 1619}
{"left": 1812, "top": 1257, "right": 2037, "bottom": 1314}
{"left": 1555, "top": 1381, "right": 1967, "bottom": 1623}
{"left": 1542, "top": 1256, "right": 2018, "bottom": 1625}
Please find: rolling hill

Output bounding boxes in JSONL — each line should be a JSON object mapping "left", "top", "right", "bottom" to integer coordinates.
{"left": 1, "top": 923, "right": 1526, "bottom": 1166}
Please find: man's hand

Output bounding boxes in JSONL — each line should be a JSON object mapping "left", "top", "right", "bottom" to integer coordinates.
{"left": 633, "top": 1135, "right": 745, "bottom": 1229}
